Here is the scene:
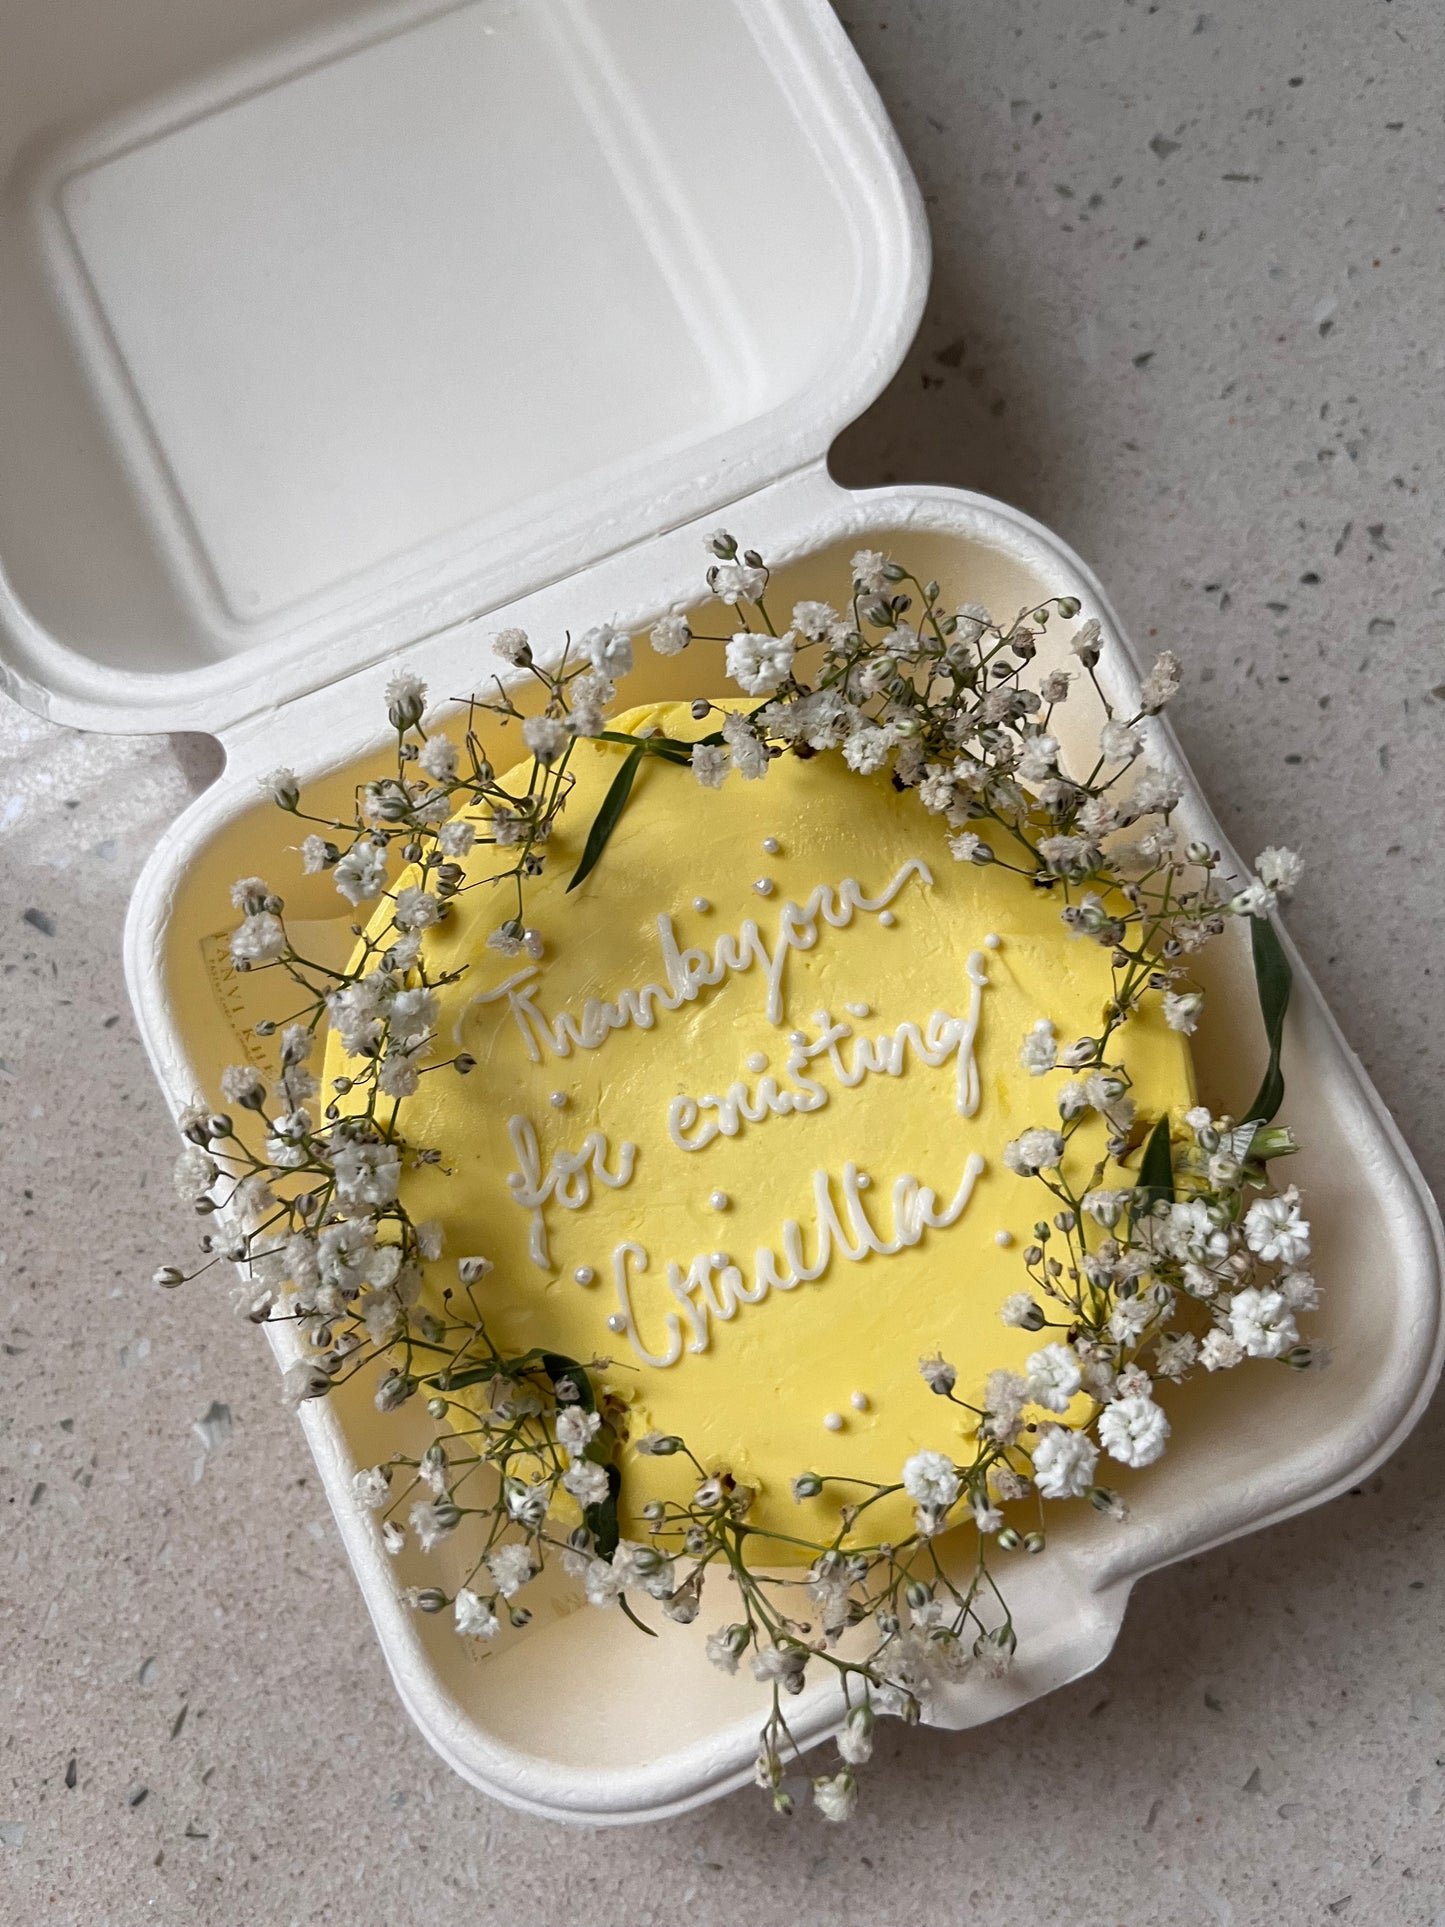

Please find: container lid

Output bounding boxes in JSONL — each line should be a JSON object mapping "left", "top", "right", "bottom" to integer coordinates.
{"left": 0, "top": 0, "right": 926, "bottom": 735}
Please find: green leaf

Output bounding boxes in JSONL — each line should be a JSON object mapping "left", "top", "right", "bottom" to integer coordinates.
{"left": 542, "top": 1351, "right": 594, "bottom": 1412}
{"left": 1243, "top": 914, "right": 1292, "bottom": 1124}
{"left": 1132, "top": 1114, "right": 1175, "bottom": 1217}
{"left": 585, "top": 1461, "right": 623, "bottom": 1561}
{"left": 619, "top": 1594, "right": 658, "bottom": 1638}
{"left": 567, "top": 743, "right": 644, "bottom": 893}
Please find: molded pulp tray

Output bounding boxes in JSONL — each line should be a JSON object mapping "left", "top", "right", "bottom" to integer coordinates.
{"left": 0, "top": 0, "right": 1439, "bottom": 1826}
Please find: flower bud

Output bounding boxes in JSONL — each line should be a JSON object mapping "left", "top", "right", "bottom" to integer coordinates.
{"left": 152, "top": 1265, "right": 185, "bottom": 1289}
{"left": 791, "top": 1471, "right": 824, "bottom": 1500}
{"left": 262, "top": 767, "right": 300, "bottom": 810}
{"left": 996, "top": 1527, "right": 1022, "bottom": 1550}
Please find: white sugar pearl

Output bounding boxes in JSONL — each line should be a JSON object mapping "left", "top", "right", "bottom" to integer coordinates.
{"left": 994, "top": 1229, "right": 1013, "bottom": 1248}
{"left": 711, "top": 1252, "right": 730, "bottom": 1269}
{"left": 761, "top": 836, "right": 781, "bottom": 855}
{"left": 505, "top": 1173, "right": 523, "bottom": 1188}
{"left": 745, "top": 1051, "right": 767, "bottom": 1073}
{"left": 879, "top": 910, "right": 896, "bottom": 927}
{"left": 823, "top": 1412, "right": 844, "bottom": 1432}
{"left": 549, "top": 1091, "right": 568, "bottom": 1110}
{"left": 708, "top": 1191, "right": 730, "bottom": 1212}
{"left": 573, "top": 1265, "right": 595, "bottom": 1285}
{"left": 850, "top": 1391, "right": 869, "bottom": 1412}
{"left": 693, "top": 897, "right": 711, "bottom": 913}
{"left": 753, "top": 877, "right": 775, "bottom": 896}
{"left": 855, "top": 1172, "right": 871, "bottom": 1189}
{"left": 606, "top": 1313, "right": 626, "bottom": 1334}
{"left": 789, "top": 1030, "right": 808, "bottom": 1047}
{"left": 984, "top": 932, "right": 1002, "bottom": 950}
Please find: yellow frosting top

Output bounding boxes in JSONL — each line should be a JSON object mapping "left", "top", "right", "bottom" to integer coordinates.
{"left": 331, "top": 702, "right": 1193, "bottom": 1553}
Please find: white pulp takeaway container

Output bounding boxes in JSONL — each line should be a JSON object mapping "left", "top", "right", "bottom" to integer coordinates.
{"left": 1, "top": 0, "right": 1439, "bottom": 1825}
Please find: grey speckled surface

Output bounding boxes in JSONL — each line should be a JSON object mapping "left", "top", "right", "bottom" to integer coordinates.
{"left": 4, "top": 3, "right": 1445, "bottom": 1922}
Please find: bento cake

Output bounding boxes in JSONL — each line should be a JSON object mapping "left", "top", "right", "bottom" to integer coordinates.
{"left": 354, "top": 702, "right": 1194, "bottom": 1549}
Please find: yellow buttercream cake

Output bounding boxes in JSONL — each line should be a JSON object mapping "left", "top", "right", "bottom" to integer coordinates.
{"left": 332, "top": 702, "right": 1193, "bottom": 1551}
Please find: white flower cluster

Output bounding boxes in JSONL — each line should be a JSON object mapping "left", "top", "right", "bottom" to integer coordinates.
{"left": 163, "top": 535, "right": 1313, "bottom": 1830}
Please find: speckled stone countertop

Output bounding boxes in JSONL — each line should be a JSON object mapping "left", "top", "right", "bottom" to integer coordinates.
{"left": 4, "top": 3, "right": 1444, "bottom": 1922}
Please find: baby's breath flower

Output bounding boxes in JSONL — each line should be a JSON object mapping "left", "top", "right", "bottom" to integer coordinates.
{"left": 918, "top": 1353, "right": 956, "bottom": 1395}
{"left": 1138, "top": 650, "right": 1182, "bottom": 712}
{"left": 1025, "top": 1342, "right": 1082, "bottom": 1413}
{"left": 1066, "top": 615, "right": 1101, "bottom": 665}
{"left": 437, "top": 819, "right": 475, "bottom": 859}
{"left": 751, "top": 1642, "right": 809, "bottom": 1692}
{"left": 842, "top": 723, "right": 893, "bottom": 775}
{"left": 351, "top": 1465, "right": 391, "bottom": 1510}
{"left": 1099, "top": 718, "right": 1142, "bottom": 763}
{"left": 487, "top": 1544, "right": 536, "bottom": 1598}
{"left": 1200, "top": 1329, "right": 1246, "bottom": 1371}
{"left": 1018, "top": 1018, "right": 1057, "bottom": 1076}
{"left": 851, "top": 550, "right": 889, "bottom": 594}
{"left": 418, "top": 734, "right": 459, "bottom": 782}
{"left": 219, "top": 1064, "right": 265, "bottom": 1108}
{"left": 392, "top": 886, "right": 441, "bottom": 932}
{"left": 946, "top": 830, "right": 986, "bottom": 863}
{"left": 333, "top": 841, "right": 388, "bottom": 905}
{"left": 705, "top": 1624, "right": 749, "bottom": 1674}
{"left": 1226, "top": 1286, "right": 1298, "bottom": 1359}
{"left": 722, "top": 709, "right": 770, "bottom": 780}
{"left": 522, "top": 715, "right": 569, "bottom": 764}
{"left": 1031, "top": 1425, "right": 1098, "bottom": 1499}
{"left": 1243, "top": 1189, "right": 1310, "bottom": 1265}
{"left": 790, "top": 599, "right": 836, "bottom": 641}
{"left": 492, "top": 627, "right": 531, "bottom": 667}
{"left": 1098, "top": 1392, "right": 1170, "bottom": 1468}
{"left": 812, "top": 1771, "right": 857, "bottom": 1824}
{"left": 385, "top": 671, "right": 426, "bottom": 731}
{"left": 259, "top": 768, "right": 299, "bottom": 811}
{"left": 1004, "top": 1128, "right": 1065, "bottom": 1176}
{"left": 173, "top": 1144, "right": 217, "bottom": 1201}
{"left": 710, "top": 558, "right": 766, "bottom": 604}
{"left": 999, "top": 1291, "right": 1044, "bottom": 1330}
{"left": 409, "top": 1498, "right": 458, "bottom": 1552}
{"left": 1256, "top": 846, "right": 1304, "bottom": 895}
{"left": 579, "top": 625, "right": 633, "bottom": 679}
{"left": 556, "top": 1407, "right": 601, "bottom": 1458}
{"left": 562, "top": 1460, "right": 609, "bottom": 1508}
{"left": 1232, "top": 878, "right": 1276, "bottom": 918}
{"left": 1126, "top": 764, "right": 1182, "bottom": 819}
{"left": 1279, "top": 1269, "right": 1320, "bottom": 1312}
{"left": 691, "top": 743, "right": 728, "bottom": 788}
{"left": 230, "top": 912, "right": 286, "bottom": 965}
{"left": 650, "top": 614, "right": 691, "bottom": 656}
{"left": 725, "top": 629, "right": 795, "bottom": 696}
{"left": 1163, "top": 989, "right": 1204, "bottom": 1033}
{"left": 454, "top": 1590, "right": 500, "bottom": 1639}
{"left": 837, "top": 1701, "right": 874, "bottom": 1765}
{"left": 901, "top": 1450, "right": 959, "bottom": 1511}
